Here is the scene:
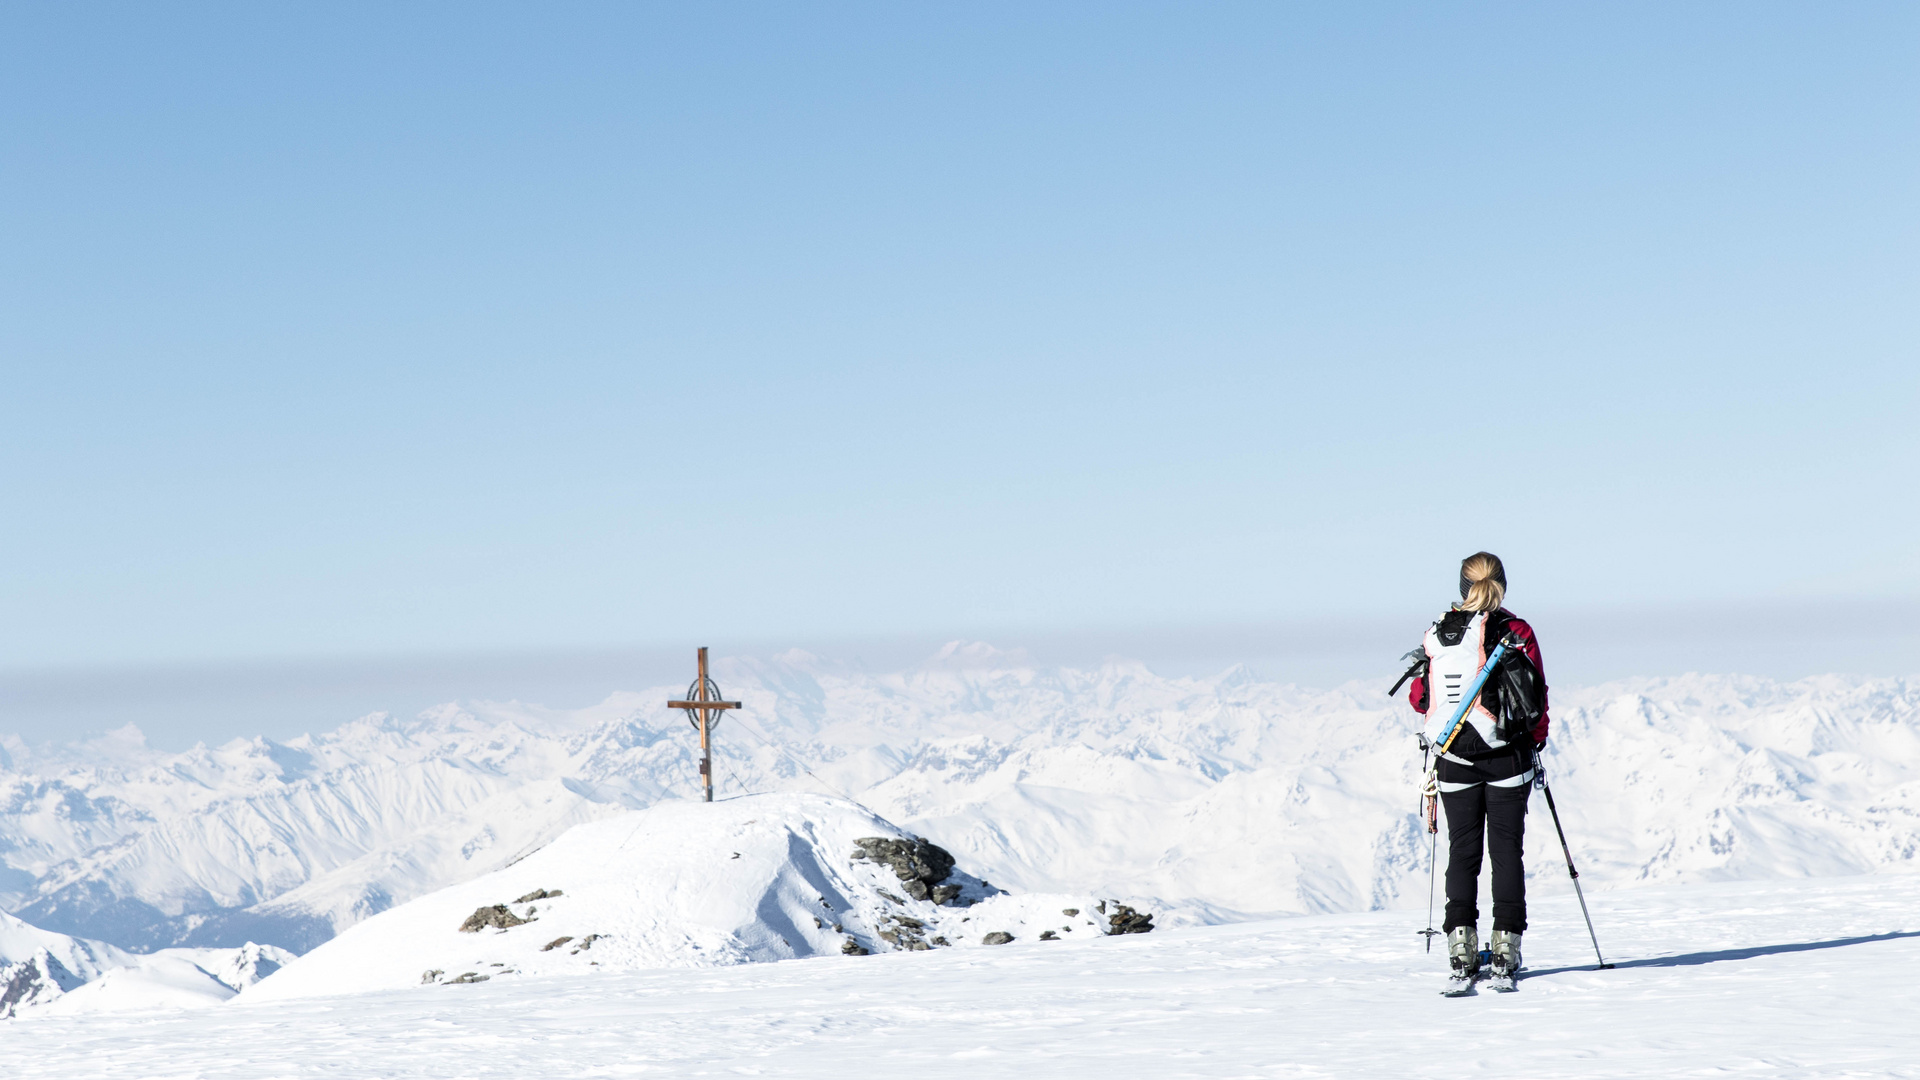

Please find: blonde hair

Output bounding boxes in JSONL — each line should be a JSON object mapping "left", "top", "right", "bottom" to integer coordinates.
{"left": 1459, "top": 552, "right": 1507, "bottom": 612}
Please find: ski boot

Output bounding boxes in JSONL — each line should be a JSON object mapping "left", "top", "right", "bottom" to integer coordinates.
{"left": 1486, "top": 929, "right": 1522, "bottom": 993}
{"left": 1442, "top": 926, "right": 1479, "bottom": 996}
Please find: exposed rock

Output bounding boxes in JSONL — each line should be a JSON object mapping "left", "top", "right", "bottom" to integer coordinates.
{"left": 1039, "top": 930, "right": 1058, "bottom": 940}
{"left": 877, "top": 890, "right": 904, "bottom": 906}
{"left": 840, "top": 939, "right": 869, "bottom": 956}
{"left": 1106, "top": 904, "right": 1154, "bottom": 935}
{"left": 514, "top": 888, "right": 561, "bottom": 903}
{"left": 567, "top": 933, "right": 604, "bottom": 954}
{"left": 457, "top": 905, "right": 532, "bottom": 933}
{"left": 420, "top": 969, "right": 443, "bottom": 984}
{"left": 874, "top": 910, "right": 938, "bottom": 951}
{"left": 932, "top": 884, "right": 964, "bottom": 905}
{"left": 447, "top": 972, "right": 489, "bottom": 984}
{"left": 540, "top": 936, "right": 573, "bottom": 952}
{"left": 851, "top": 836, "right": 956, "bottom": 899}
{"left": 982, "top": 931, "right": 1014, "bottom": 945}
{"left": 930, "top": 936, "right": 949, "bottom": 947}
{"left": 1063, "top": 908, "right": 1080, "bottom": 917}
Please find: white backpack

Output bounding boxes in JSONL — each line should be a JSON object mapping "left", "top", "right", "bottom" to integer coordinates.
{"left": 1421, "top": 610, "right": 1511, "bottom": 752}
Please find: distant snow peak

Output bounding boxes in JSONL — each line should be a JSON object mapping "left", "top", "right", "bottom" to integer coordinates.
{"left": 769, "top": 647, "right": 825, "bottom": 670}
{"left": 922, "top": 641, "right": 1030, "bottom": 671}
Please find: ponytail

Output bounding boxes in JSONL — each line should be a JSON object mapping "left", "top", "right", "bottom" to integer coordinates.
{"left": 1459, "top": 552, "right": 1507, "bottom": 613}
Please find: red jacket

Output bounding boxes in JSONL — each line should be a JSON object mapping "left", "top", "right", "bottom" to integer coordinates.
{"left": 1408, "top": 608, "right": 1550, "bottom": 748}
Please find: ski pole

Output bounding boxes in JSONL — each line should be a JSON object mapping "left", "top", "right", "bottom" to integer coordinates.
{"left": 1418, "top": 760, "right": 1440, "bottom": 952}
{"left": 1396, "top": 648, "right": 1440, "bottom": 953}
{"left": 1535, "top": 763, "right": 1613, "bottom": 970}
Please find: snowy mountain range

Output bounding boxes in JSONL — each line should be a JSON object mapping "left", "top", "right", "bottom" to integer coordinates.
{"left": 5, "top": 644, "right": 1918, "bottom": 964}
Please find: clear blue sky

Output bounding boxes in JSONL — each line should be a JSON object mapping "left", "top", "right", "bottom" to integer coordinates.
{"left": 3, "top": 3, "right": 1916, "bottom": 722}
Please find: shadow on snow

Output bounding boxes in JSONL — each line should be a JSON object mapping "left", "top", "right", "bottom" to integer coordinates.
{"left": 1525, "top": 930, "right": 1920, "bottom": 979}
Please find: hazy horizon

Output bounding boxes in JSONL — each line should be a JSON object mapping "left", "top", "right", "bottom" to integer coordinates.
{"left": 7, "top": 594, "right": 1916, "bottom": 750}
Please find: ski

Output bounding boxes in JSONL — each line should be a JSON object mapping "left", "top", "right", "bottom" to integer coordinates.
{"left": 1440, "top": 971, "right": 1479, "bottom": 997}
{"left": 1484, "top": 970, "right": 1516, "bottom": 993}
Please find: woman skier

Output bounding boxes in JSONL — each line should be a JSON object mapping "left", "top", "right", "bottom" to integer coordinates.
{"left": 1407, "top": 552, "right": 1550, "bottom": 987}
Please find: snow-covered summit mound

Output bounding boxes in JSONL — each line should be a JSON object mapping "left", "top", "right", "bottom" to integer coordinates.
{"left": 244, "top": 793, "right": 1138, "bottom": 1002}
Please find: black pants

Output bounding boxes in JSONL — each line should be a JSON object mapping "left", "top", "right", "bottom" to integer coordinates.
{"left": 1440, "top": 763, "right": 1530, "bottom": 934}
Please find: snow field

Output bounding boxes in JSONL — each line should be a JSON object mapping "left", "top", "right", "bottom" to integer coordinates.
{"left": 9, "top": 873, "right": 1919, "bottom": 1078}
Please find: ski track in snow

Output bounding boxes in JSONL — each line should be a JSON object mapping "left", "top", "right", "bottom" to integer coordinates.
{"left": 7, "top": 873, "right": 1920, "bottom": 1079}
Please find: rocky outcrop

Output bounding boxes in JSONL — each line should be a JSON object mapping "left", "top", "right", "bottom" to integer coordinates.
{"left": 877, "top": 913, "right": 934, "bottom": 950}
{"left": 1102, "top": 903, "right": 1154, "bottom": 935}
{"left": 850, "top": 837, "right": 957, "bottom": 903}
{"left": 457, "top": 905, "right": 532, "bottom": 933}
{"left": 840, "top": 831, "right": 1145, "bottom": 957}
{"left": 456, "top": 887, "right": 571, "bottom": 933}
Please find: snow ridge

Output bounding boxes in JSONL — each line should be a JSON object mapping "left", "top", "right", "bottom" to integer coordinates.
{"left": 0, "top": 909, "right": 292, "bottom": 1018}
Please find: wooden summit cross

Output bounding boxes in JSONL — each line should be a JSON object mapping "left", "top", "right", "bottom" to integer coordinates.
{"left": 667, "top": 647, "right": 740, "bottom": 803}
